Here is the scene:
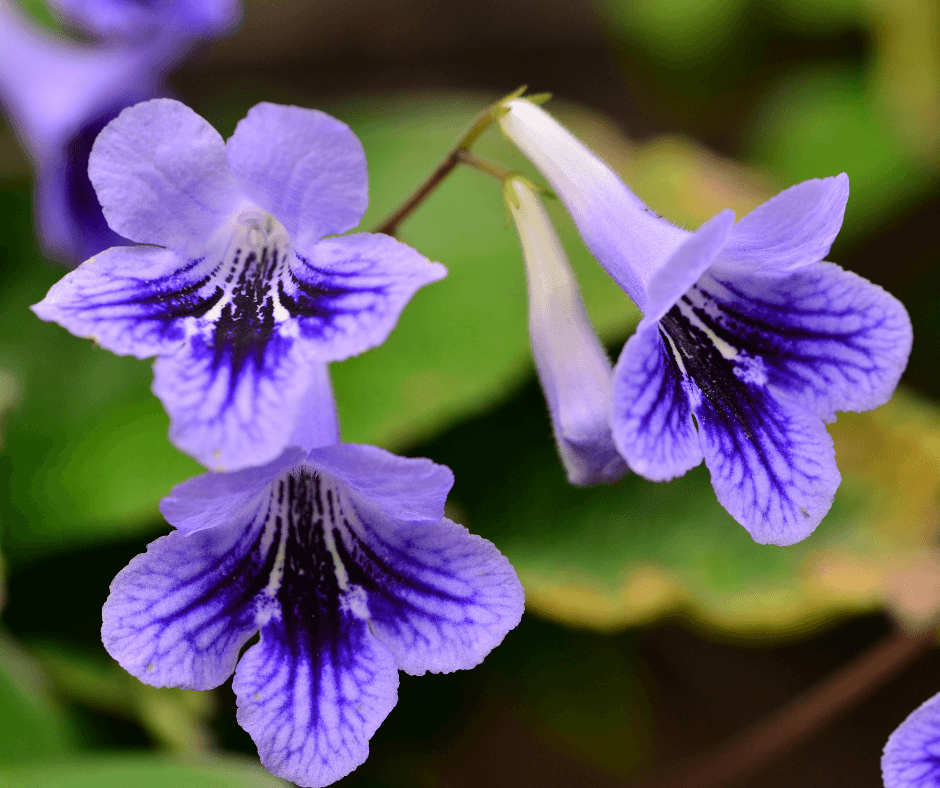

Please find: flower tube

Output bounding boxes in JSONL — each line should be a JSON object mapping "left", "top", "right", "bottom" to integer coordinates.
{"left": 507, "top": 176, "right": 627, "bottom": 485}
{"left": 500, "top": 99, "right": 912, "bottom": 545}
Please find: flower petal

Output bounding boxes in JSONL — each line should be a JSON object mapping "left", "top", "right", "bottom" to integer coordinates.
{"left": 31, "top": 245, "right": 214, "bottom": 359}
{"left": 227, "top": 103, "right": 369, "bottom": 249}
{"left": 499, "top": 99, "right": 686, "bottom": 310}
{"left": 355, "top": 516, "right": 525, "bottom": 676}
{"left": 640, "top": 208, "right": 736, "bottom": 327}
{"left": 611, "top": 323, "right": 703, "bottom": 481}
{"left": 883, "top": 692, "right": 940, "bottom": 788}
{"left": 695, "top": 386, "right": 839, "bottom": 545}
{"left": 152, "top": 326, "right": 315, "bottom": 471}
{"left": 101, "top": 521, "right": 269, "bottom": 691}
{"left": 284, "top": 232, "right": 447, "bottom": 361}
{"left": 89, "top": 98, "right": 242, "bottom": 255}
{"left": 47, "top": 0, "right": 240, "bottom": 41}
{"left": 306, "top": 444, "right": 524, "bottom": 675}
{"left": 697, "top": 264, "right": 912, "bottom": 422}
{"left": 508, "top": 178, "right": 626, "bottom": 486}
{"left": 160, "top": 447, "right": 305, "bottom": 535}
{"left": 233, "top": 615, "right": 398, "bottom": 788}
{"left": 718, "top": 174, "right": 849, "bottom": 273}
{"left": 307, "top": 444, "right": 453, "bottom": 524}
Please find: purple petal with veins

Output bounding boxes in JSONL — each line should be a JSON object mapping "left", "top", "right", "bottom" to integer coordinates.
{"left": 884, "top": 692, "right": 940, "bottom": 788}
{"left": 34, "top": 99, "right": 445, "bottom": 470}
{"left": 103, "top": 444, "right": 523, "bottom": 788}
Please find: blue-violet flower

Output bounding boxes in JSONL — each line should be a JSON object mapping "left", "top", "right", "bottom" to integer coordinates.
{"left": 506, "top": 176, "right": 627, "bottom": 485}
{"left": 33, "top": 99, "right": 446, "bottom": 471}
{"left": 102, "top": 363, "right": 524, "bottom": 788}
{"left": 46, "top": 0, "right": 240, "bottom": 44}
{"left": 499, "top": 99, "right": 912, "bottom": 545}
{"left": 883, "top": 690, "right": 940, "bottom": 787}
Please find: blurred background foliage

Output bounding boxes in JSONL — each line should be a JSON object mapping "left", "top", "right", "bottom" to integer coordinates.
{"left": 1, "top": 0, "right": 939, "bottom": 786}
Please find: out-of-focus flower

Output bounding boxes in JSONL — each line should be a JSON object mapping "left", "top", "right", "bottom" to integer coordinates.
{"left": 47, "top": 0, "right": 240, "bottom": 43}
{"left": 499, "top": 99, "right": 912, "bottom": 545}
{"left": 102, "top": 363, "right": 524, "bottom": 788}
{"left": 34, "top": 99, "right": 446, "bottom": 471}
{"left": 506, "top": 176, "right": 627, "bottom": 486}
{"left": 0, "top": 0, "right": 241, "bottom": 263}
{"left": 883, "top": 691, "right": 940, "bottom": 787}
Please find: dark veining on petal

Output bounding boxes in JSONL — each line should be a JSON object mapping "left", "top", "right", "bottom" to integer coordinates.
{"left": 659, "top": 296, "right": 759, "bottom": 440}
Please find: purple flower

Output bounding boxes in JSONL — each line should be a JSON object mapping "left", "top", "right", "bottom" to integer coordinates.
{"left": 47, "top": 0, "right": 240, "bottom": 43}
{"left": 0, "top": 0, "right": 163, "bottom": 261}
{"left": 0, "top": 0, "right": 240, "bottom": 264}
{"left": 499, "top": 99, "right": 912, "bottom": 545}
{"left": 33, "top": 99, "right": 446, "bottom": 472}
{"left": 883, "top": 691, "right": 940, "bottom": 787}
{"left": 102, "top": 364, "right": 524, "bottom": 788}
{"left": 506, "top": 177, "right": 627, "bottom": 486}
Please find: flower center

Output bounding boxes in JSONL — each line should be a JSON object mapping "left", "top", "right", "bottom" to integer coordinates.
{"left": 659, "top": 280, "right": 766, "bottom": 438}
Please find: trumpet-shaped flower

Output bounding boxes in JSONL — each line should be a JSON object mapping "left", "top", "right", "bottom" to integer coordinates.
{"left": 883, "top": 691, "right": 940, "bottom": 788}
{"left": 33, "top": 99, "right": 445, "bottom": 471}
{"left": 500, "top": 99, "right": 912, "bottom": 545}
{"left": 102, "top": 364, "right": 524, "bottom": 788}
{"left": 506, "top": 177, "right": 627, "bottom": 486}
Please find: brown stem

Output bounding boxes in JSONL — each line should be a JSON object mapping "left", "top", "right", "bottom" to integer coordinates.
{"left": 635, "top": 627, "right": 935, "bottom": 788}
{"left": 372, "top": 149, "right": 462, "bottom": 237}
{"left": 372, "top": 87, "right": 528, "bottom": 236}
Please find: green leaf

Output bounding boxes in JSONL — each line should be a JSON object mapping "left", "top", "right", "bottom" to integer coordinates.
{"left": 0, "top": 634, "right": 79, "bottom": 766}
{"left": 426, "top": 380, "right": 940, "bottom": 636}
{"left": 0, "top": 754, "right": 288, "bottom": 788}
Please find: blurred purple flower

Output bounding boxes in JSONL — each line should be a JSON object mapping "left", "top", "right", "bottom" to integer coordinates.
{"left": 883, "top": 691, "right": 940, "bottom": 787}
{"left": 47, "top": 0, "right": 240, "bottom": 43}
{"left": 102, "top": 364, "right": 524, "bottom": 788}
{"left": 0, "top": 0, "right": 240, "bottom": 263}
{"left": 34, "top": 99, "right": 446, "bottom": 472}
{"left": 500, "top": 99, "right": 912, "bottom": 545}
{"left": 506, "top": 176, "right": 627, "bottom": 486}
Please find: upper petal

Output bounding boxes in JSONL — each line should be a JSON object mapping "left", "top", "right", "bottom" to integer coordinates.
{"left": 226, "top": 103, "right": 369, "bottom": 249}
{"left": 639, "top": 208, "right": 736, "bottom": 328}
{"left": 717, "top": 174, "right": 849, "bottom": 273}
{"left": 160, "top": 446, "right": 306, "bottom": 535}
{"left": 31, "top": 244, "right": 212, "bottom": 359}
{"left": 89, "top": 98, "right": 243, "bottom": 255}
{"left": 101, "top": 519, "right": 269, "bottom": 691}
{"left": 883, "top": 692, "right": 940, "bottom": 788}
{"left": 306, "top": 444, "right": 453, "bottom": 524}
{"left": 284, "top": 232, "right": 446, "bottom": 361}
{"left": 610, "top": 323, "right": 703, "bottom": 481}
{"left": 509, "top": 178, "right": 626, "bottom": 486}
